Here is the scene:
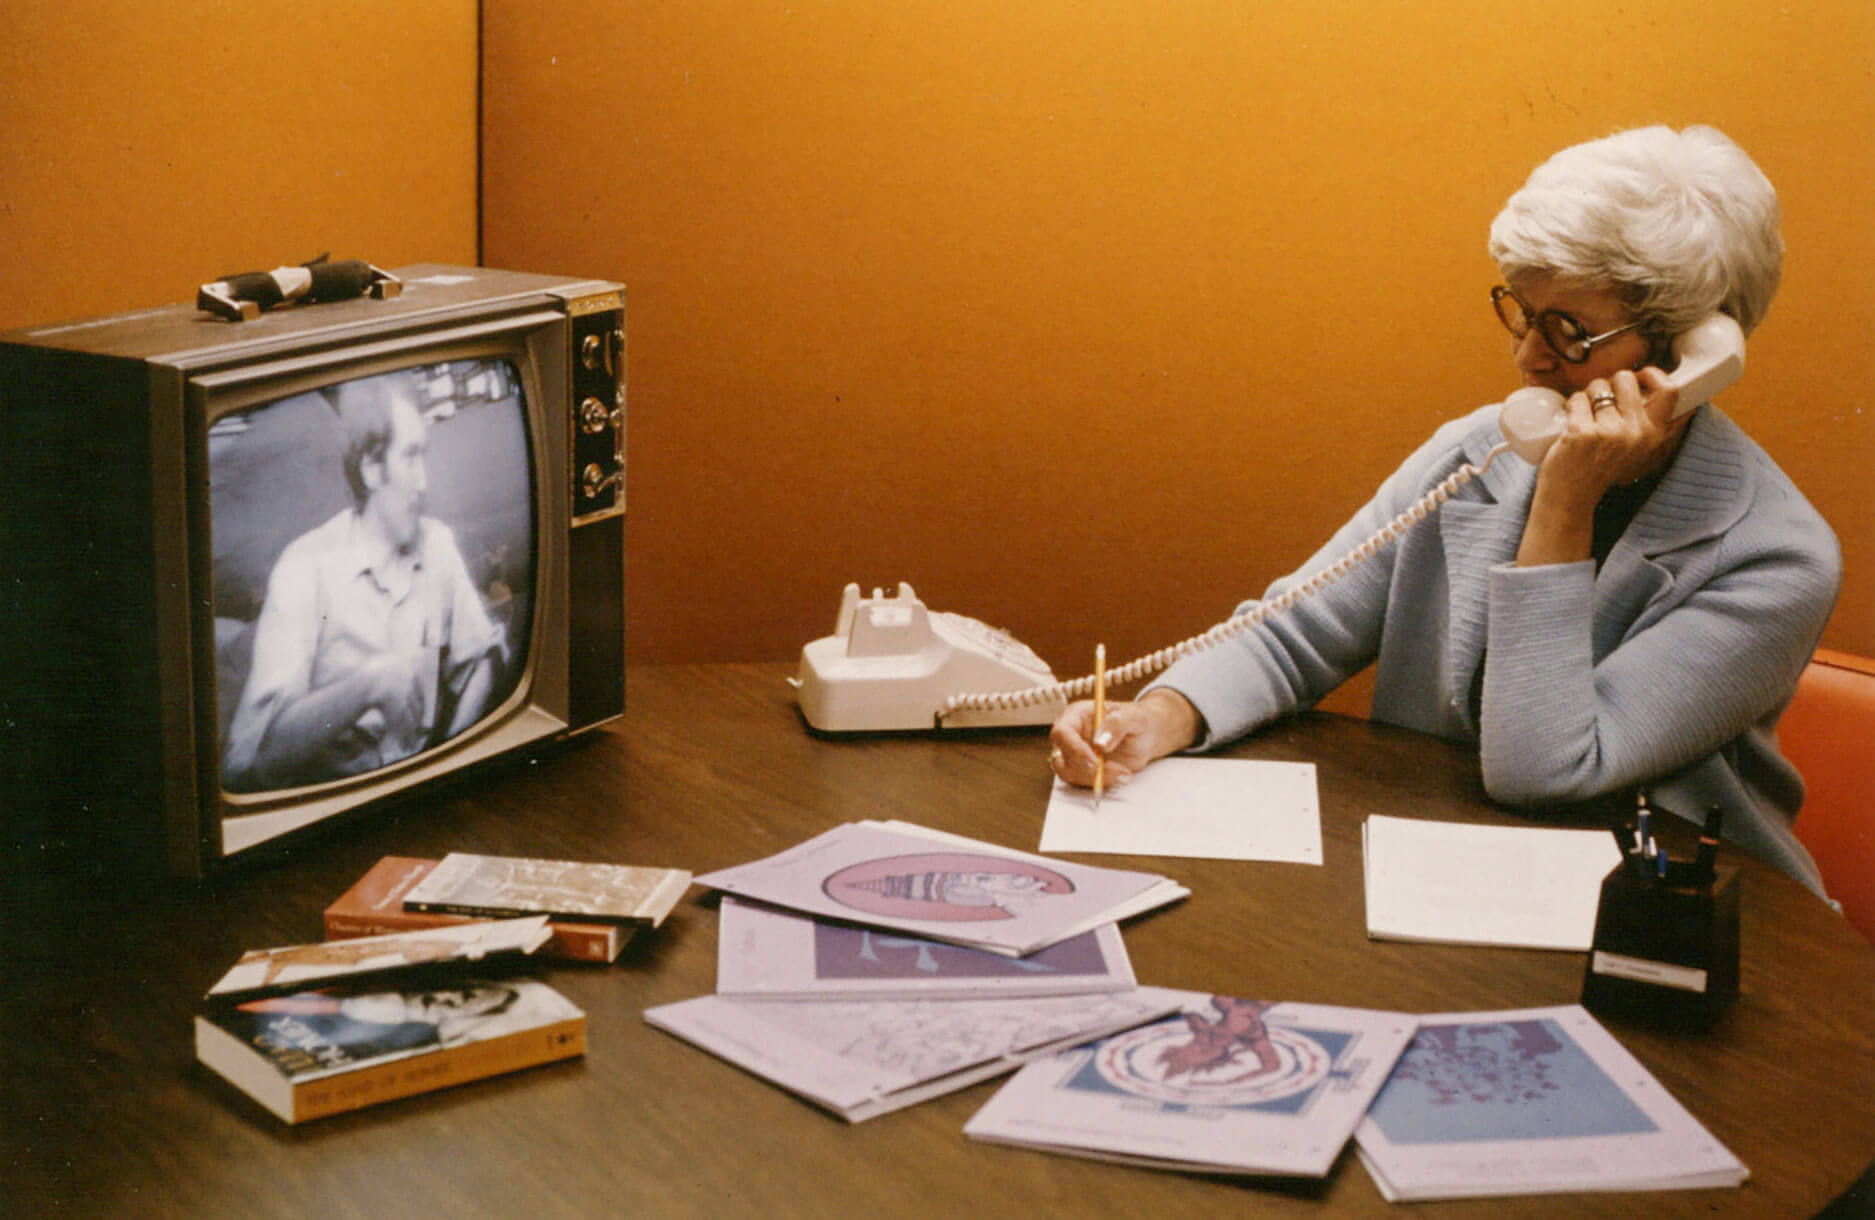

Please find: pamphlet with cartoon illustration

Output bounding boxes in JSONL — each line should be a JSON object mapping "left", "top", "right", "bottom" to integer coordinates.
{"left": 714, "top": 896, "right": 1136, "bottom": 1000}
{"left": 1353, "top": 1005, "right": 1748, "bottom": 1200}
{"left": 693, "top": 821, "right": 1186, "bottom": 957}
{"left": 644, "top": 986, "right": 1185, "bottom": 1122}
{"left": 963, "top": 991, "right": 1415, "bottom": 1177}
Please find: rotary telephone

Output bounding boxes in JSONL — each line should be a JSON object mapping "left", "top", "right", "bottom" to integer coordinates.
{"left": 793, "top": 315, "right": 1746, "bottom": 732}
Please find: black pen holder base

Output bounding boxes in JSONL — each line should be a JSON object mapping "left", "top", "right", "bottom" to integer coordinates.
{"left": 1581, "top": 861, "right": 1739, "bottom": 1031}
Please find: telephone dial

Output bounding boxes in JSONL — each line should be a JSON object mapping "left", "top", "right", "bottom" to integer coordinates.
{"left": 793, "top": 315, "right": 1746, "bottom": 733}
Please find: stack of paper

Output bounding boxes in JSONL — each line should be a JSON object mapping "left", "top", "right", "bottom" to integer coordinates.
{"left": 1354, "top": 1005, "right": 1748, "bottom": 1200}
{"left": 964, "top": 992, "right": 1416, "bottom": 1177}
{"left": 1362, "top": 815, "right": 1621, "bottom": 952}
{"left": 649, "top": 821, "right": 1190, "bottom": 1122}
{"left": 646, "top": 987, "right": 1186, "bottom": 1123}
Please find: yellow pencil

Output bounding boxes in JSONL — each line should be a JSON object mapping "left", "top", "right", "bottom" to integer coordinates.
{"left": 1093, "top": 643, "right": 1106, "bottom": 811}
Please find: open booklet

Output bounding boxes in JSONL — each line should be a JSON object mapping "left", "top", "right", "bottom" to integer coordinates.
{"left": 1354, "top": 1005, "right": 1748, "bottom": 1200}
{"left": 694, "top": 820, "right": 1187, "bottom": 957}
{"left": 644, "top": 986, "right": 1187, "bottom": 1123}
{"left": 963, "top": 991, "right": 1416, "bottom": 1178}
{"left": 1362, "top": 815, "right": 1621, "bottom": 952}
{"left": 715, "top": 897, "right": 1136, "bottom": 1000}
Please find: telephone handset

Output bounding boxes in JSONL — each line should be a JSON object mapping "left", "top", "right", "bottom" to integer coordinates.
{"left": 795, "top": 316, "right": 1747, "bottom": 732}
{"left": 1498, "top": 312, "right": 1746, "bottom": 463}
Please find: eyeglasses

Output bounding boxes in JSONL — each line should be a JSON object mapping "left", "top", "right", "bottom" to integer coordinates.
{"left": 1491, "top": 285, "right": 1644, "bottom": 364}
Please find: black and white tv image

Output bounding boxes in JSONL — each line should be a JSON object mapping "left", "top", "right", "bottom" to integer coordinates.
{"left": 3, "top": 264, "right": 626, "bottom": 875}
{"left": 209, "top": 359, "right": 537, "bottom": 795}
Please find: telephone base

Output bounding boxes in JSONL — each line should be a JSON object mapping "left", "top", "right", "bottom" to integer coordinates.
{"left": 792, "top": 583, "right": 1064, "bottom": 733}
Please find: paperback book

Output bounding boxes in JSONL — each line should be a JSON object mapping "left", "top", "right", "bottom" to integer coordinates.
{"left": 963, "top": 992, "right": 1416, "bottom": 1178}
{"left": 715, "top": 896, "right": 1136, "bottom": 1000}
{"left": 402, "top": 852, "right": 692, "bottom": 928}
{"left": 206, "top": 918, "right": 553, "bottom": 1002}
{"left": 196, "top": 977, "right": 586, "bottom": 1124}
{"left": 325, "top": 856, "right": 630, "bottom": 963}
{"left": 1353, "top": 1005, "right": 1748, "bottom": 1200}
{"left": 644, "top": 986, "right": 1186, "bottom": 1123}
{"left": 693, "top": 819, "right": 1186, "bottom": 957}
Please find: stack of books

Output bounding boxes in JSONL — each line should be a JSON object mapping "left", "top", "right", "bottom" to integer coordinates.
{"left": 197, "top": 851, "right": 692, "bottom": 1123}
{"left": 324, "top": 852, "right": 693, "bottom": 963}
{"left": 193, "top": 918, "right": 585, "bottom": 1124}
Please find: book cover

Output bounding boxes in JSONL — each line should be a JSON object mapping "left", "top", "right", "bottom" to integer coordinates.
{"left": 715, "top": 896, "right": 1136, "bottom": 1000}
{"left": 206, "top": 918, "right": 552, "bottom": 1002}
{"left": 195, "top": 977, "right": 586, "bottom": 1124}
{"left": 402, "top": 853, "right": 692, "bottom": 928}
{"left": 693, "top": 820, "right": 1186, "bottom": 957}
{"left": 325, "top": 856, "right": 628, "bottom": 963}
{"left": 1353, "top": 1005, "right": 1748, "bottom": 1200}
{"left": 644, "top": 986, "right": 1186, "bottom": 1123}
{"left": 963, "top": 992, "right": 1416, "bottom": 1178}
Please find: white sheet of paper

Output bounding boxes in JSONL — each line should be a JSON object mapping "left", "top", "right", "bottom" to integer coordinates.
{"left": 1362, "top": 815, "right": 1622, "bottom": 951}
{"left": 1039, "top": 758, "right": 1322, "bottom": 864}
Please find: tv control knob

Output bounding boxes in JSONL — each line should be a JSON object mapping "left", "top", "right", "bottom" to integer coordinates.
{"left": 580, "top": 396, "right": 611, "bottom": 434}
{"left": 582, "top": 462, "right": 621, "bottom": 500}
{"left": 580, "top": 333, "right": 605, "bottom": 370}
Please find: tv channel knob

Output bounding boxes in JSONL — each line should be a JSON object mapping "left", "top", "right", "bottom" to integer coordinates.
{"left": 582, "top": 462, "right": 622, "bottom": 500}
{"left": 580, "top": 396, "right": 612, "bottom": 435}
{"left": 580, "top": 325, "right": 625, "bottom": 375}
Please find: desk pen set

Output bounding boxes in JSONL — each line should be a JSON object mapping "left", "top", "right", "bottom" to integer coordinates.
{"left": 1582, "top": 792, "right": 1740, "bottom": 1031}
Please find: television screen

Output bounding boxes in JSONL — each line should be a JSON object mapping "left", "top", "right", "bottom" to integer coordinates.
{"left": 209, "top": 358, "right": 537, "bottom": 795}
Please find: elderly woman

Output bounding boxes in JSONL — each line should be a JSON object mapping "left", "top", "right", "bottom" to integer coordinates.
{"left": 1050, "top": 125, "right": 1841, "bottom": 895}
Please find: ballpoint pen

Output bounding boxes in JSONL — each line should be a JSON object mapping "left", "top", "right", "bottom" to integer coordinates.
{"left": 1092, "top": 643, "right": 1106, "bottom": 811}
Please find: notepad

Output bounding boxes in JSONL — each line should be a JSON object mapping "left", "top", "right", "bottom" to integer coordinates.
{"left": 1362, "top": 815, "right": 1621, "bottom": 952}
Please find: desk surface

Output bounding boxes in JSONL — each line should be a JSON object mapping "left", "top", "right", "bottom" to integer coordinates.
{"left": 7, "top": 662, "right": 1874, "bottom": 1219}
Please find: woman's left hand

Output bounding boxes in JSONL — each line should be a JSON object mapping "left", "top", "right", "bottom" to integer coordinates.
{"left": 1516, "top": 367, "right": 1694, "bottom": 566}
{"left": 1552, "top": 367, "right": 1691, "bottom": 494}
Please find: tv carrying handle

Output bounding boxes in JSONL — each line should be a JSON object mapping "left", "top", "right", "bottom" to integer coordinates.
{"left": 197, "top": 252, "right": 401, "bottom": 322}
{"left": 795, "top": 315, "right": 1744, "bottom": 733}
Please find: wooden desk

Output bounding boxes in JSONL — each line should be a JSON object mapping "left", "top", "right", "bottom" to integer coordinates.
{"left": 7, "top": 663, "right": 1873, "bottom": 1218}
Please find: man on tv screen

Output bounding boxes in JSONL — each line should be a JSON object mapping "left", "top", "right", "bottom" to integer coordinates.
{"left": 222, "top": 372, "right": 508, "bottom": 792}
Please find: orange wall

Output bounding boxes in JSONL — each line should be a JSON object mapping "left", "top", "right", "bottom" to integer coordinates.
{"left": 5, "top": 4, "right": 1867, "bottom": 693}
{"left": 483, "top": 0, "right": 1873, "bottom": 690}
{"left": 0, "top": 1, "right": 480, "bottom": 331}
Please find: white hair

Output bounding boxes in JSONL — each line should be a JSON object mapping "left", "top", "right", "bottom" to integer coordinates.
{"left": 1488, "top": 125, "right": 1782, "bottom": 337}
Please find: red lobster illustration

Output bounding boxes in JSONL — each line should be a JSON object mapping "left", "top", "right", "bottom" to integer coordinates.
{"left": 1156, "top": 996, "right": 1280, "bottom": 1079}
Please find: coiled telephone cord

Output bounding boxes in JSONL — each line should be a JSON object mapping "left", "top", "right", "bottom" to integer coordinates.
{"left": 937, "top": 442, "right": 1514, "bottom": 721}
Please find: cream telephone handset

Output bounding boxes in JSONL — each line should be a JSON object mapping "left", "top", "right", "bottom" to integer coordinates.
{"left": 796, "top": 317, "right": 1745, "bottom": 732}
{"left": 1498, "top": 312, "right": 1745, "bottom": 462}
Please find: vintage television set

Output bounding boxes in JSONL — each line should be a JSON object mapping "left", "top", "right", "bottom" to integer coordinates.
{"left": 1, "top": 265, "right": 626, "bottom": 876}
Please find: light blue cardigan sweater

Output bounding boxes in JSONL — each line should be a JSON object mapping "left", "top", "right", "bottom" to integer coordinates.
{"left": 1150, "top": 402, "right": 1842, "bottom": 896}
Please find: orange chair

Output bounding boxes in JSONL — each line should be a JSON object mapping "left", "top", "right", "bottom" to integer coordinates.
{"left": 1780, "top": 648, "right": 1875, "bottom": 945}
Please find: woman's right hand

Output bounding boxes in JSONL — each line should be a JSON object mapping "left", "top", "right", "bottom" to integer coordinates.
{"left": 1048, "top": 688, "right": 1203, "bottom": 790}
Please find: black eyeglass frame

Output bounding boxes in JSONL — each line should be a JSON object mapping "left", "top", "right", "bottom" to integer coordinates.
{"left": 1491, "top": 284, "right": 1646, "bottom": 365}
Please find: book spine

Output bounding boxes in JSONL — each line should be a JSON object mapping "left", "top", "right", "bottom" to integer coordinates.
{"left": 289, "top": 1017, "right": 587, "bottom": 1122}
{"left": 325, "top": 911, "right": 620, "bottom": 963}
